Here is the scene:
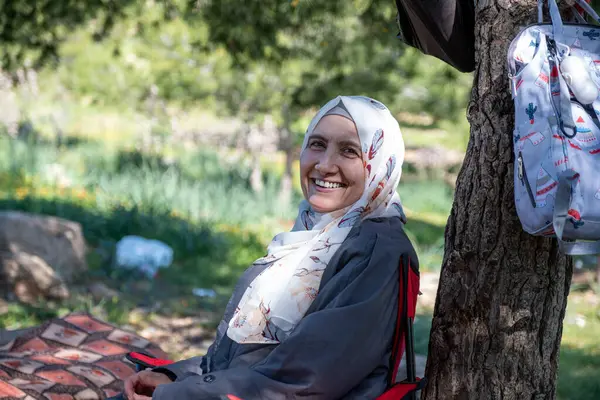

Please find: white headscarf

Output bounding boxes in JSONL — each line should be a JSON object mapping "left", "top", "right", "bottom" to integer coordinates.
{"left": 227, "top": 95, "right": 406, "bottom": 344}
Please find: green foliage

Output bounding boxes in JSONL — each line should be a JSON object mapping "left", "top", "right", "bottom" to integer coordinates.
{"left": 0, "top": 0, "right": 135, "bottom": 71}
{"left": 50, "top": 1, "right": 223, "bottom": 108}
{"left": 0, "top": 136, "right": 299, "bottom": 226}
{"left": 199, "top": 0, "right": 471, "bottom": 126}
{"left": 0, "top": 303, "right": 59, "bottom": 330}
{"left": 413, "top": 313, "right": 433, "bottom": 355}
{"left": 0, "top": 134, "right": 296, "bottom": 305}
{"left": 395, "top": 48, "right": 473, "bottom": 122}
{"left": 400, "top": 180, "right": 454, "bottom": 216}
{"left": 197, "top": 0, "right": 347, "bottom": 66}
{"left": 2, "top": 0, "right": 473, "bottom": 138}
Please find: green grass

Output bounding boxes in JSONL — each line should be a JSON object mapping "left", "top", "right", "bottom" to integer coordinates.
{"left": 0, "top": 134, "right": 453, "bottom": 272}
{"left": 399, "top": 115, "right": 470, "bottom": 153}
{"left": 0, "top": 296, "right": 135, "bottom": 329}
{"left": 0, "top": 136, "right": 300, "bottom": 226}
{"left": 413, "top": 313, "right": 433, "bottom": 356}
{"left": 0, "top": 135, "right": 277, "bottom": 328}
{"left": 399, "top": 180, "right": 452, "bottom": 272}
{"left": 400, "top": 180, "right": 454, "bottom": 217}
{"left": 557, "top": 292, "right": 600, "bottom": 400}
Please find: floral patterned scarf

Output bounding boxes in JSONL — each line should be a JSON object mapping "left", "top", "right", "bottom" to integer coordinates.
{"left": 227, "top": 96, "right": 406, "bottom": 344}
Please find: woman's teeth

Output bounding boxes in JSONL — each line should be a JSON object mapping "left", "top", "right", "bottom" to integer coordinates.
{"left": 315, "top": 179, "right": 343, "bottom": 189}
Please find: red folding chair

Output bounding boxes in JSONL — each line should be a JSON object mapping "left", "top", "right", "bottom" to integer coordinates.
{"left": 124, "top": 255, "right": 426, "bottom": 399}
{"left": 376, "top": 255, "right": 426, "bottom": 399}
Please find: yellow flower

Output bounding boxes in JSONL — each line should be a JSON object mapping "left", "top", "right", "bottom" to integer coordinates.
{"left": 15, "top": 187, "right": 29, "bottom": 199}
{"left": 75, "top": 189, "right": 88, "bottom": 200}
{"left": 37, "top": 187, "right": 50, "bottom": 197}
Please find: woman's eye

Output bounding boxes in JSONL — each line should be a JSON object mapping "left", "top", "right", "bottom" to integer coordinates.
{"left": 343, "top": 147, "right": 359, "bottom": 157}
{"left": 309, "top": 141, "right": 325, "bottom": 149}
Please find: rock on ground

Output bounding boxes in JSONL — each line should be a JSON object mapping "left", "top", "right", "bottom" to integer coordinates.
{"left": 0, "top": 211, "right": 87, "bottom": 303}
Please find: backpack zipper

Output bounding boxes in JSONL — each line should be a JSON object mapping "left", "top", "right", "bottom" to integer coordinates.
{"left": 518, "top": 151, "right": 537, "bottom": 208}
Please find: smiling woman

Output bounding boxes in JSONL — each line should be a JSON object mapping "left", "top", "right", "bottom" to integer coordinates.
{"left": 128, "top": 96, "right": 418, "bottom": 399}
{"left": 300, "top": 111, "right": 366, "bottom": 213}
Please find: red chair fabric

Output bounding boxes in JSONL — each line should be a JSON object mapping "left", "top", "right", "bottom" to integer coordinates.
{"left": 376, "top": 255, "right": 424, "bottom": 400}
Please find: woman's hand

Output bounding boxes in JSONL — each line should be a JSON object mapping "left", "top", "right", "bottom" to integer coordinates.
{"left": 124, "top": 370, "right": 173, "bottom": 400}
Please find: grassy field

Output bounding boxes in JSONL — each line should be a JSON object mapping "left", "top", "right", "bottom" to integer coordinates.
{"left": 0, "top": 129, "right": 451, "bottom": 323}
{"left": 558, "top": 290, "right": 600, "bottom": 399}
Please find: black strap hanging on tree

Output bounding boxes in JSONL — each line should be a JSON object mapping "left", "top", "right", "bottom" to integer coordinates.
{"left": 394, "top": 0, "right": 476, "bottom": 73}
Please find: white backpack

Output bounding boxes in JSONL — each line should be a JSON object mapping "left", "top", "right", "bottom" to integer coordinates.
{"left": 507, "top": 0, "right": 600, "bottom": 254}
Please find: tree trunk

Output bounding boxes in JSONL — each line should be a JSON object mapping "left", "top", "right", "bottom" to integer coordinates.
{"left": 422, "top": 1, "right": 572, "bottom": 399}
{"left": 244, "top": 122, "right": 264, "bottom": 193}
{"left": 279, "top": 104, "right": 294, "bottom": 206}
{"left": 249, "top": 154, "right": 264, "bottom": 193}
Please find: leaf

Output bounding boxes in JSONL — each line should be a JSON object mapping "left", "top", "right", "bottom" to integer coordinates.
{"left": 368, "top": 129, "right": 384, "bottom": 160}
{"left": 391, "top": 202, "right": 403, "bottom": 214}
{"left": 370, "top": 179, "right": 385, "bottom": 201}
{"left": 386, "top": 156, "right": 396, "bottom": 179}
{"left": 369, "top": 174, "right": 377, "bottom": 185}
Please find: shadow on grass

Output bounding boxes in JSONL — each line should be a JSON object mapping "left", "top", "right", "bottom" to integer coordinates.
{"left": 557, "top": 345, "right": 600, "bottom": 400}
{"left": 115, "top": 148, "right": 177, "bottom": 174}
{"left": 414, "top": 313, "right": 433, "bottom": 356}
{"left": 0, "top": 195, "right": 267, "bottom": 323}
{"left": 10, "top": 123, "right": 102, "bottom": 149}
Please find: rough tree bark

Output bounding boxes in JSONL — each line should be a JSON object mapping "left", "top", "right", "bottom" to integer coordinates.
{"left": 422, "top": 1, "right": 572, "bottom": 399}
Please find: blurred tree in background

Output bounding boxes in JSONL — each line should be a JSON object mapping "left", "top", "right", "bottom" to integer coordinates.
{"left": 0, "top": 0, "right": 137, "bottom": 71}
{"left": 196, "top": 0, "right": 471, "bottom": 193}
{"left": 0, "top": 0, "right": 472, "bottom": 126}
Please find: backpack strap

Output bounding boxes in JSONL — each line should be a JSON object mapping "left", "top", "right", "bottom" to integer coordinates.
{"left": 573, "top": 0, "right": 600, "bottom": 23}
{"left": 538, "top": 0, "right": 600, "bottom": 25}
{"left": 552, "top": 169, "right": 600, "bottom": 255}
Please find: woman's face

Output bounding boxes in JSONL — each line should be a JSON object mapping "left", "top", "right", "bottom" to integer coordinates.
{"left": 300, "top": 115, "right": 366, "bottom": 213}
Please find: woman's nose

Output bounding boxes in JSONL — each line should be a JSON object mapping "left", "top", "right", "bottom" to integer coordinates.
{"left": 315, "top": 152, "right": 339, "bottom": 174}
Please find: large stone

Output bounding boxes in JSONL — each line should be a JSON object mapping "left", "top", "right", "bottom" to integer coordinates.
{"left": 0, "top": 211, "right": 87, "bottom": 303}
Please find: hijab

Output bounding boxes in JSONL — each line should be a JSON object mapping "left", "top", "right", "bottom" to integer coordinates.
{"left": 227, "top": 95, "right": 406, "bottom": 344}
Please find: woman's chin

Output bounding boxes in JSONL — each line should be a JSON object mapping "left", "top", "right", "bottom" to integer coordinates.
{"left": 308, "top": 197, "right": 344, "bottom": 214}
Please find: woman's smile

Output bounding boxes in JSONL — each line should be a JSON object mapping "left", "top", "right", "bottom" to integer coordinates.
{"left": 311, "top": 178, "right": 347, "bottom": 190}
